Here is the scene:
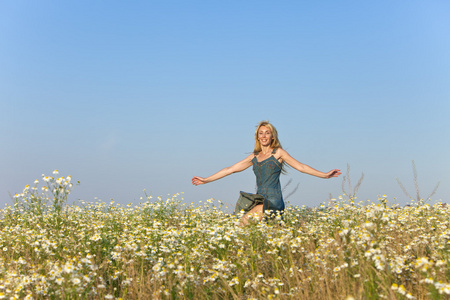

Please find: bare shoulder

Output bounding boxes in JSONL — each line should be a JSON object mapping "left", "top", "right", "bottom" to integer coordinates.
{"left": 276, "top": 148, "right": 299, "bottom": 164}
{"left": 244, "top": 153, "right": 255, "bottom": 161}
{"left": 236, "top": 153, "right": 255, "bottom": 165}
{"left": 273, "top": 148, "right": 288, "bottom": 162}
{"left": 228, "top": 153, "right": 255, "bottom": 173}
{"left": 275, "top": 148, "right": 289, "bottom": 158}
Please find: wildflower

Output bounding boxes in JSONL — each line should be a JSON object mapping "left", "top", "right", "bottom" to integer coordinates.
{"left": 229, "top": 277, "right": 239, "bottom": 286}
{"left": 90, "top": 233, "right": 102, "bottom": 242}
{"left": 364, "top": 221, "right": 375, "bottom": 230}
{"left": 398, "top": 284, "right": 406, "bottom": 295}
{"left": 24, "top": 294, "right": 33, "bottom": 300}
{"left": 436, "top": 260, "right": 445, "bottom": 267}
{"left": 339, "top": 229, "right": 350, "bottom": 236}
{"left": 53, "top": 170, "right": 59, "bottom": 175}
{"left": 80, "top": 258, "right": 91, "bottom": 264}
{"left": 63, "top": 263, "right": 74, "bottom": 274}
{"left": 244, "top": 279, "right": 252, "bottom": 288}
{"left": 105, "top": 295, "right": 114, "bottom": 299}
{"left": 174, "top": 265, "right": 184, "bottom": 276}
{"left": 434, "top": 282, "right": 450, "bottom": 295}
{"left": 415, "top": 257, "right": 433, "bottom": 272}
{"left": 424, "top": 278, "right": 434, "bottom": 284}
{"left": 381, "top": 214, "right": 390, "bottom": 221}
{"left": 442, "top": 285, "right": 450, "bottom": 295}
{"left": 72, "top": 278, "right": 81, "bottom": 285}
{"left": 17, "top": 258, "right": 26, "bottom": 265}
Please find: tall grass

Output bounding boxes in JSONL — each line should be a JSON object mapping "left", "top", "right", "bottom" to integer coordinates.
{"left": 1, "top": 173, "right": 449, "bottom": 299}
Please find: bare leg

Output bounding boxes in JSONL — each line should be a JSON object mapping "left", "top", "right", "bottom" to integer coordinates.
{"left": 239, "top": 204, "right": 263, "bottom": 226}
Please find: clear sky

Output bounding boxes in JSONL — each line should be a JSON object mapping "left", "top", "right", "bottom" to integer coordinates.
{"left": 1, "top": 1, "right": 449, "bottom": 210}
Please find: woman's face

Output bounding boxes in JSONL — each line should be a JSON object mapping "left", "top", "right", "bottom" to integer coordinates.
{"left": 258, "top": 126, "right": 273, "bottom": 147}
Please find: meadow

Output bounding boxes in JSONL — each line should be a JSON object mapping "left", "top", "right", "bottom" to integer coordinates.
{"left": 1, "top": 171, "right": 449, "bottom": 299}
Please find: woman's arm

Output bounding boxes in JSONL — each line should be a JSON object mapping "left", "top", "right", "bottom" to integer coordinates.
{"left": 278, "top": 149, "right": 341, "bottom": 179}
{"left": 192, "top": 154, "right": 254, "bottom": 185}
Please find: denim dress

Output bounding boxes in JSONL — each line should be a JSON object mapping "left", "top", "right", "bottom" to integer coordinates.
{"left": 252, "top": 148, "right": 285, "bottom": 214}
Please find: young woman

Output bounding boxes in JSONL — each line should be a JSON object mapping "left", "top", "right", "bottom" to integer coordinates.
{"left": 192, "top": 121, "right": 341, "bottom": 225}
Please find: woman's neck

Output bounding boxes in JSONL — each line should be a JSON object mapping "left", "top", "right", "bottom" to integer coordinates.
{"left": 260, "top": 146, "right": 272, "bottom": 154}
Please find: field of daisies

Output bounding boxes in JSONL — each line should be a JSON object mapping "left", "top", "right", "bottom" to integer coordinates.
{"left": 1, "top": 171, "right": 449, "bottom": 299}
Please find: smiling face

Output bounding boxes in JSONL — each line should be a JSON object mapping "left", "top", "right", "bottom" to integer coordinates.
{"left": 253, "top": 121, "right": 282, "bottom": 154}
{"left": 257, "top": 126, "right": 273, "bottom": 147}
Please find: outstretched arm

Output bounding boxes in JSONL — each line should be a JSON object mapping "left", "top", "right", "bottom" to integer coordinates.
{"left": 278, "top": 149, "right": 341, "bottom": 179}
{"left": 192, "top": 154, "right": 254, "bottom": 185}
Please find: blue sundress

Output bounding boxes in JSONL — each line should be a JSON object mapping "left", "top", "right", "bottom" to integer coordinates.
{"left": 252, "top": 148, "right": 285, "bottom": 214}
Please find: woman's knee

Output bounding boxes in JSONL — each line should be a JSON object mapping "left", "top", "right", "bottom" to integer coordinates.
{"left": 245, "top": 204, "right": 263, "bottom": 220}
{"left": 249, "top": 204, "right": 263, "bottom": 214}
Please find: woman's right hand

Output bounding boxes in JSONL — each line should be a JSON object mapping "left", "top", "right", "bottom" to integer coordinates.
{"left": 192, "top": 176, "right": 208, "bottom": 186}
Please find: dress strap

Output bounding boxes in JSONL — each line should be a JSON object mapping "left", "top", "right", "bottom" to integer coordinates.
{"left": 271, "top": 148, "right": 277, "bottom": 154}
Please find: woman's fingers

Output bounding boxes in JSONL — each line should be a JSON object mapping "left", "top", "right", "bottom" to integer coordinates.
{"left": 192, "top": 176, "right": 204, "bottom": 185}
{"left": 328, "top": 169, "right": 341, "bottom": 178}
{"left": 332, "top": 169, "right": 341, "bottom": 177}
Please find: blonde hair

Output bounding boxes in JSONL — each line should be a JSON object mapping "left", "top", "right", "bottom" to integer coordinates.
{"left": 253, "top": 121, "right": 283, "bottom": 154}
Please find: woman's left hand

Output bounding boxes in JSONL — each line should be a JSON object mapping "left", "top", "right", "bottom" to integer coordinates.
{"left": 324, "top": 169, "right": 341, "bottom": 178}
{"left": 192, "top": 176, "right": 208, "bottom": 185}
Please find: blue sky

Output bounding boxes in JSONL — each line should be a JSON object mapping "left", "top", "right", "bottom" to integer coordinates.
{"left": 1, "top": 1, "right": 449, "bottom": 209}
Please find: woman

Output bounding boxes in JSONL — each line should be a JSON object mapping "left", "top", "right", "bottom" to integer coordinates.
{"left": 192, "top": 121, "right": 341, "bottom": 225}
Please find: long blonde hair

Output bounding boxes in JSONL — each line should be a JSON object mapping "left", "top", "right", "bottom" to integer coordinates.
{"left": 253, "top": 121, "right": 287, "bottom": 173}
{"left": 253, "top": 121, "right": 283, "bottom": 154}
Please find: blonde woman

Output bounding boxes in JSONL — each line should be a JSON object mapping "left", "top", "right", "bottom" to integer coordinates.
{"left": 192, "top": 121, "right": 341, "bottom": 224}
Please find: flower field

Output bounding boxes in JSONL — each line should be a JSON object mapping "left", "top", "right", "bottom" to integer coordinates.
{"left": 1, "top": 172, "right": 449, "bottom": 299}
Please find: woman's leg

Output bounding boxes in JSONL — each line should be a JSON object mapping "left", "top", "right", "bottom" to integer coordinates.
{"left": 240, "top": 204, "right": 263, "bottom": 226}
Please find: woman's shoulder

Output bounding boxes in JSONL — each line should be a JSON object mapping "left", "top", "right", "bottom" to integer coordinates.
{"left": 274, "top": 148, "right": 290, "bottom": 160}
{"left": 246, "top": 153, "right": 257, "bottom": 161}
{"left": 273, "top": 147, "right": 287, "bottom": 155}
